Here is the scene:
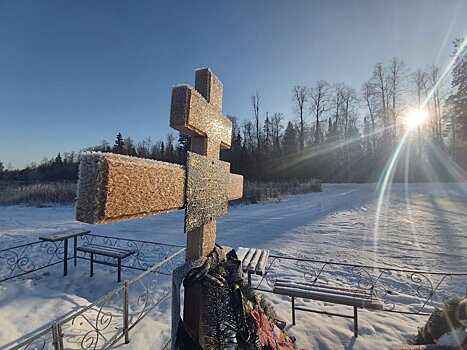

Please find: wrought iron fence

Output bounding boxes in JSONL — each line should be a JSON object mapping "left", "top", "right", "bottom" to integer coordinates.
{"left": 0, "top": 240, "right": 66, "bottom": 282}
{"left": 0, "top": 234, "right": 184, "bottom": 283}
{"left": 254, "top": 254, "right": 467, "bottom": 315}
{"left": 77, "top": 234, "right": 182, "bottom": 275}
{"left": 7, "top": 248, "right": 185, "bottom": 350}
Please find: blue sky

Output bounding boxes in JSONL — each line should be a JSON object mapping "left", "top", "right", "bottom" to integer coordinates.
{"left": 1, "top": 0, "right": 466, "bottom": 169}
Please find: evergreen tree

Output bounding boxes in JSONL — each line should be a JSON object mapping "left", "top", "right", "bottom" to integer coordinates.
{"left": 113, "top": 132, "right": 125, "bottom": 154}
{"left": 160, "top": 141, "right": 165, "bottom": 160}
{"left": 177, "top": 132, "right": 191, "bottom": 164}
{"left": 231, "top": 131, "right": 243, "bottom": 174}
{"left": 283, "top": 121, "right": 298, "bottom": 155}
{"left": 54, "top": 153, "right": 63, "bottom": 165}
{"left": 263, "top": 112, "right": 272, "bottom": 156}
{"left": 177, "top": 132, "right": 191, "bottom": 152}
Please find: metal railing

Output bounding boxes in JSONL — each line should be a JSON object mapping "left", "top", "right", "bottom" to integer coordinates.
{"left": 7, "top": 248, "right": 185, "bottom": 350}
{"left": 0, "top": 234, "right": 184, "bottom": 283}
{"left": 254, "top": 254, "right": 467, "bottom": 315}
{"left": 76, "top": 234, "right": 183, "bottom": 275}
{"left": 0, "top": 240, "right": 66, "bottom": 282}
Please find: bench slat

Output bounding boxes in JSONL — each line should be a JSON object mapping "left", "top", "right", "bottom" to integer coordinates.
{"left": 78, "top": 245, "right": 134, "bottom": 255}
{"left": 274, "top": 280, "right": 371, "bottom": 299}
{"left": 237, "top": 247, "right": 270, "bottom": 276}
{"left": 236, "top": 247, "right": 249, "bottom": 263}
{"left": 77, "top": 244, "right": 135, "bottom": 259}
{"left": 256, "top": 250, "right": 269, "bottom": 276}
{"left": 273, "top": 285, "right": 383, "bottom": 310}
{"left": 242, "top": 249, "right": 255, "bottom": 271}
{"left": 247, "top": 249, "right": 261, "bottom": 273}
{"left": 274, "top": 283, "right": 371, "bottom": 301}
{"left": 275, "top": 278, "right": 372, "bottom": 295}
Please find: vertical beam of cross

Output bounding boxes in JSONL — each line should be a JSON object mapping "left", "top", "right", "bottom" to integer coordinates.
{"left": 170, "top": 68, "right": 233, "bottom": 342}
{"left": 75, "top": 68, "right": 242, "bottom": 346}
{"left": 171, "top": 69, "right": 229, "bottom": 258}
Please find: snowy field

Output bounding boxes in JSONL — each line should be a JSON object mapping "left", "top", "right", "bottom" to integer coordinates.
{"left": 0, "top": 183, "right": 466, "bottom": 349}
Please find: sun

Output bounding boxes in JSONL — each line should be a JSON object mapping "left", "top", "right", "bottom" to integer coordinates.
{"left": 405, "top": 109, "right": 429, "bottom": 129}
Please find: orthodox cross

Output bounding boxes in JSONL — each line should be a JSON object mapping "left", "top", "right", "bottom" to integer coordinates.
{"left": 75, "top": 68, "right": 243, "bottom": 342}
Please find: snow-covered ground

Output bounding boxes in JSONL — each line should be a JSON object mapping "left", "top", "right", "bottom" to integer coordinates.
{"left": 1, "top": 183, "right": 466, "bottom": 349}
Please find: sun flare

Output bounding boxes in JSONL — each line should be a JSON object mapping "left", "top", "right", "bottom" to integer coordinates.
{"left": 405, "top": 109, "right": 429, "bottom": 129}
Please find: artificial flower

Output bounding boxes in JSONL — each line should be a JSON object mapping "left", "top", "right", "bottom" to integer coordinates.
{"left": 251, "top": 304, "right": 277, "bottom": 348}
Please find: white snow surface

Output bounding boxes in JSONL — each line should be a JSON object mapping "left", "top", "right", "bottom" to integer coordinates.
{"left": 1, "top": 183, "right": 466, "bottom": 349}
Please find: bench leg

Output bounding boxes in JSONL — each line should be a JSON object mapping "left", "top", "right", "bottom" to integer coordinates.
{"left": 118, "top": 258, "right": 121, "bottom": 283}
{"left": 292, "top": 296, "right": 296, "bottom": 325}
{"left": 74, "top": 236, "right": 78, "bottom": 267}
{"left": 63, "top": 239, "right": 68, "bottom": 276}
{"left": 90, "top": 253, "right": 94, "bottom": 277}
{"left": 354, "top": 306, "right": 358, "bottom": 338}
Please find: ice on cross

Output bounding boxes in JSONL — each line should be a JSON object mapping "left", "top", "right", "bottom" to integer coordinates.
{"left": 75, "top": 152, "right": 242, "bottom": 229}
{"left": 75, "top": 67, "right": 243, "bottom": 234}
{"left": 170, "top": 68, "right": 231, "bottom": 158}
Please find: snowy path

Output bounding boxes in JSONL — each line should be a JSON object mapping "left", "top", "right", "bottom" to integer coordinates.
{"left": 0, "top": 183, "right": 466, "bottom": 349}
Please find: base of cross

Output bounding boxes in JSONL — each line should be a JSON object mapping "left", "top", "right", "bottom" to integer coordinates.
{"left": 171, "top": 245, "right": 299, "bottom": 350}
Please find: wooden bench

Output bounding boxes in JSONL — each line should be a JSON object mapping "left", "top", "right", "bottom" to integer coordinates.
{"left": 77, "top": 244, "right": 136, "bottom": 282}
{"left": 273, "top": 278, "right": 383, "bottom": 337}
{"left": 236, "top": 247, "right": 270, "bottom": 284}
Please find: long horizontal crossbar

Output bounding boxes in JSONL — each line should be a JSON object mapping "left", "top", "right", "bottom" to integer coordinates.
{"left": 294, "top": 306, "right": 355, "bottom": 319}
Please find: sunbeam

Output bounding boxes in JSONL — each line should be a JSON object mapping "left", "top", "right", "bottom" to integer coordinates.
{"left": 373, "top": 35, "right": 467, "bottom": 262}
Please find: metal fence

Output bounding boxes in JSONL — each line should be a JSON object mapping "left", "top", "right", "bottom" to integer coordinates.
{"left": 7, "top": 247, "right": 185, "bottom": 350}
{"left": 4, "top": 239, "right": 466, "bottom": 347}
{"left": 254, "top": 254, "right": 467, "bottom": 315}
{"left": 0, "top": 234, "right": 183, "bottom": 283}
{"left": 0, "top": 240, "right": 66, "bottom": 282}
{"left": 76, "top": 234, "right": 182, "bottom": 275}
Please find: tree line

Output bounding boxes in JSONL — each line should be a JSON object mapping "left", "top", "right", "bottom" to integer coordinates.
{"left": 230, "top": 39, "right": 466, "bottom": 182}
{"left": 1, "top": 39, "right": 465, "bottom": 183}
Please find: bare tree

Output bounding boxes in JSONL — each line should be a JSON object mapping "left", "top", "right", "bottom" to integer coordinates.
{"left": 292, "top": 85, "right": 309, "bottom": 152}
{"left": 98, "top": 139, "right": 110, "bottom": 152}
{"left": 426, "top": 65, "right": 445, "bottom": 145}
{"left": 242, "top": 119, "right": 255, "bottom": 153}
{"left": 310, "top": 80, "right": 331, "bottom": 145}
{"left": 362, "top": 80, "right": 378, "bottom": 159}
{"left": 165, "top": 134, "right": 175, "bottom": 161}
{"left": 388, "top": 57, "right": 408, "bottom": 140}
{"left": 137, "top": 137, "right": 152, "bottom": 158}
{"left": 270, "top": 112, "right": 284, "bottom": 152}
{"left": 340, "top": 85, "right": 359, "bottom": 181}
{"left": 411, "top": 68, "right": 428, "bottom": 150}
{"left": 151, "top": 141, "right": 163, "bottom": 159}
{"left": 371, "top": 62, "right": 391, "bottom": 149}
{"left": 412, "top": 68, "right": 427, "bottom": 108}
{"left": 340, "top": 85, "right": 359, "bottom": 137}
{"left": 332, "top": 83, "right": 345, "bottom": 126}
{"left": 123, "top": 137, "right": 136, "bottom": 156}
{"left": 251, "top": 90, "right": 261, "bottom": 153}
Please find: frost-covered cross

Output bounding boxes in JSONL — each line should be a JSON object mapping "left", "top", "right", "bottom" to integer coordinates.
{"left": 75, "top": 68, "right": 243, "bottom": 339}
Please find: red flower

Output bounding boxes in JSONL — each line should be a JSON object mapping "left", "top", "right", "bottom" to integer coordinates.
{"left": 251, "top": 304, "right": 277, "bottom": 348}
